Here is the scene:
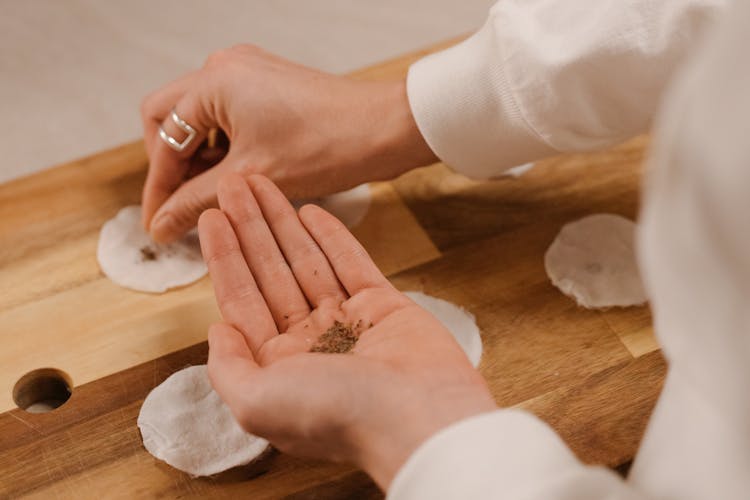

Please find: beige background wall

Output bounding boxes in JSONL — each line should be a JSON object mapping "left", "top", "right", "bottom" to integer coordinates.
{"left": 0, "top": 0, "right": 493, "bottom": 183}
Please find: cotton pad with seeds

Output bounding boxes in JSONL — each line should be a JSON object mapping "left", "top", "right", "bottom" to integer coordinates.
{"left": 138, "top": 365, "right": 269, "bottom": 477}
{"left": 294, "top": 184, "right": 371, "bottom": 228}
{"left": 97, "top": 205, "right": 207, "bottom": 293}
{"left": 404, "top": 291, "right": 483, "bottom": 367}
{"left": 544, "top": 213, "right": 647, "bottom": 309}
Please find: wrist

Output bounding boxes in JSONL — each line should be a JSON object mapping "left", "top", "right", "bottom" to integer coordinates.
{"left": 350, "top": 383, "right": 497, "bottom": 491}
{"left": 355, "top": 79, "right": 438, "bottom": 181}
{"left": 267, "top": 78, "right": 436, "bottom": 198}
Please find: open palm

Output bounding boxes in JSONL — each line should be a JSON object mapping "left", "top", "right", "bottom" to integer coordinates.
{"left": 198, "top": 173, "right": 495, "bottom": 489}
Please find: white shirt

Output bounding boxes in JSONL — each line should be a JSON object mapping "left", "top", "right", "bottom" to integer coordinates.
{"left": 393, "top": 0, "right": 749, "bottom": 498}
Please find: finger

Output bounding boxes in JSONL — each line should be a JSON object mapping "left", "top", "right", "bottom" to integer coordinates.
{"left": 150, "top": 153, "right": 239, "bottom": 243}
{"left": 142, "top": 90, "right": 217, "bottom": 231}
{"left": 141, "top": 71, "right": 198, "bottom": 160}
{"left": 248, "top": 175, "right": 347, "bottom": 308}
{"left": 217, "top": 173, "right": 311, "bottom": 331}
{"left": 207, "top": 322, "right": 265, "bottom": 429}
{"left": 199, "top": 209, "right": 278, "bottom": 355}
{"left": 299, "top": 204, "right": 392, "bottom": 296}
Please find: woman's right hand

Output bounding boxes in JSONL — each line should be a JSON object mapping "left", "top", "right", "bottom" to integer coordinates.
{"left": 141, "top": 45, "right": 436, "bottom": 243}
{"left": 200, "top": 173, "right": 496, "bottom": 490}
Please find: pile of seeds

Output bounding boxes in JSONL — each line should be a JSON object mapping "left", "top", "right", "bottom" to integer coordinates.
{"left": 310, "top": 321, "right": 361, "bottom": 354}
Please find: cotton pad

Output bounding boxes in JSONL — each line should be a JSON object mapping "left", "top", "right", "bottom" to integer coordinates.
{"left": 295, "top": 184, "right": 371, "bottom": 228}
{"left": 404, "top": 291, "right": 483, "bottom": 367}
{"left": 97, "top": 205, "right": 207, "bottom": 293}
{"left": 138, "top": 365, "right": 269, "bottom": 477}
{"left": 544, "top": 213, "right": 647, "bottom": 308}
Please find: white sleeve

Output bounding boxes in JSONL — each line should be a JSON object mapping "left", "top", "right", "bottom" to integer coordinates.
{"left": 387, "top": 410, "right": 642, "bottom": 500}
{"left": 393, "top": 1, "right": 750, "bottom": 499}
{"left": 406, "top": 0, "right": 725, "bottom": 178}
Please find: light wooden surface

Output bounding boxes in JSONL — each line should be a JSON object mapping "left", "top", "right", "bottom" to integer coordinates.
{"left": 0, "top": 157, "right": 438, "bottom": 414}
{"left": 0, "top": 39, "right": 664, "bottom": 499}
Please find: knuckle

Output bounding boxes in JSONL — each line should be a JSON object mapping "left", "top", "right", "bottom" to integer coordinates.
{"left": 205, "top": 44, "right": 263, "bottom": 72}
{"left": 205, "top": 44, "right": 257, "bottom": 66}
{"left": 320, "top": 220, "right": 349, "bottom": 240}
{"left": 266, "top": 260, "right": 293, "bottom": 282}
{"left": 224, "top": 202, "right": 255, "bottom": 226}
{"left": 230, "top": 43, "right": 260, "bottom": 55}
{"left": 219, "top": 283, "right": 257, "bottom": 307}
{"left": 233, "top": 161, "right": 250, "bottom": 174}
{"left": 140, "top": 92, "right": 158, "bottom": 118}
{"left": 292, "top": 240, "right": 323, "bottom": 266}
{"left": 166, "top": 187, "right": 209, "bottom": 231}
{"left": 253, "top": 252, "right": 287, "bottom": 277}
{"left": 330, "top": 241, "right": 368, "bottom": 265}
{"left": 180, "top": 186, "right": 209, "bottom": 218}
{"left": 204, "top": 48, "right": 231, "bottom": 68}
{"left": 203, "top": 244, "right": 238, "bottom": 267}
{"left": 258, "top": 202, "right": 284, "bottom": 223}
{"left": 226, "top": 159, "right": 258, "bottom": 180}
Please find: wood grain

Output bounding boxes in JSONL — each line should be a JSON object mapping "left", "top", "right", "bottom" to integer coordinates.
{"left": 517, "top": 351, "right": 666, "bottom": 465}
{"left": 0, "top": 334, "right": 664, "bottom": 498}
{"left": 1, "top": 37, "right": 664, "bottom": 498}
{"left": 0, "top": 343, "right": 382, "bottom": 499}
{"left": 0, "top": 163, "right": 438, "bottom": 414}
{"left": 392, "top": 136, "right": 648, "bottom": 251}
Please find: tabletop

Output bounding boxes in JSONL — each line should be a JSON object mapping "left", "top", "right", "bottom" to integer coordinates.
{"left": 0, "top": 38, "right": 664, "bottom": 499}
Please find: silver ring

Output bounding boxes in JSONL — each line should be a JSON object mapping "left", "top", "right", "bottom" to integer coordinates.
{"left": 158, "top": 108, "right": 197, "bottom": 152}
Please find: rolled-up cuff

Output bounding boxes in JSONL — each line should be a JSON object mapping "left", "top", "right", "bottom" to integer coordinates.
{"left": 406, "top": 22, "right": 556, "bottom": 179}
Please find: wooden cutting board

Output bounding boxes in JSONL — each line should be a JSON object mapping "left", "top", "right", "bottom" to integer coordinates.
{"left": 0, "top": 38, "right": 665, "bottom": 499}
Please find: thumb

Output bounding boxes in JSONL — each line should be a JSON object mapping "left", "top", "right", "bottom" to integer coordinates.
{"left": 207, "top": 322, "right": 264, "bottom": 427}
{"left": 149, "top": 153, "right": 240, "bottom": 243}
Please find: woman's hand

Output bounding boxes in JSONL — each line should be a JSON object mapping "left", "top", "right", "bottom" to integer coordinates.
{"left": 142, "top": 45, "right": 436, "bottom": 243}
{"left": 199, "top": 173, "right": 495, "bottom": 490}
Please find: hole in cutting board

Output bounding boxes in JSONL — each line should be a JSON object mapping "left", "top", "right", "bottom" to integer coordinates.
{"left": 13, "top": 368, "right": 73, "bottom": 413}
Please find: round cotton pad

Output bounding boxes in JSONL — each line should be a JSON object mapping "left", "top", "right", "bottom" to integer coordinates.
{"left": 404, "top": 291, "right": 483, "bottom": 367}
{"left": 138, "top": 365, "right": 269, "bottom": 477}
{"left": 97, "top": 205, "right": 207, "bottom": 293}
{"left": 294, "top": 184, "right": 371, "bottom": 228}
{"left": 544, "top": 213, "right": 647, "bottom": 308}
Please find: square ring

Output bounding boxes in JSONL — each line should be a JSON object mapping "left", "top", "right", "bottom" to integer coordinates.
{"left": 158, "top": 109, "right": 197, "bottom": 152}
